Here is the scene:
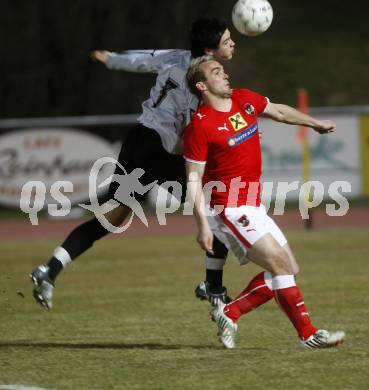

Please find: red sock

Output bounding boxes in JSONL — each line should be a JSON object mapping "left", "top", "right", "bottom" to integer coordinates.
{"left": 224, "top": 272, "right": 274, "bottom": 322}
{"left": 273, "top": 281, "right": 317, "bottom": 340}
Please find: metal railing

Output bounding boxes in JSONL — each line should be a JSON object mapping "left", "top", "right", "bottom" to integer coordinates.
{"left": 1, "top": 105, "right": 369, "bottom": 130}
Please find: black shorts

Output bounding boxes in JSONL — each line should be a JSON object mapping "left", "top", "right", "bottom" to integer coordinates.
{"left": 108, "top": 124, "right": 186, "bottom": 203}
{"left": 107, "top": 123, "right": 229, "bottom": 259}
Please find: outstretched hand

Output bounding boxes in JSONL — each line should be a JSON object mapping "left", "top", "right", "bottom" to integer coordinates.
{"left": 312, "top": 120, "right": 336, "bottom": 134}
{"left": 89, "top": 50, "right": 109, "bottom": 64}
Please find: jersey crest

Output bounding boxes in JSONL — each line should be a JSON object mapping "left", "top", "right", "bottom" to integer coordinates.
{"left": 244, "top": 103, "right": 256, "bottom": 115}
{"left": 228, "top": 112, "right": 248, "bottom": 132}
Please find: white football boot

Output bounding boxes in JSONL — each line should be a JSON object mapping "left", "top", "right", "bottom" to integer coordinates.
{"left": 211, "top": 302, "right": 238, "bottom": 349}
{"left": 300, "top": 329, "right": 345, "bottom": 349}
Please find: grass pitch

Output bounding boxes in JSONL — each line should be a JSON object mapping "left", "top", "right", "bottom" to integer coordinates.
{"left": 1, "top": 229, "right": 369, "bottom": 390}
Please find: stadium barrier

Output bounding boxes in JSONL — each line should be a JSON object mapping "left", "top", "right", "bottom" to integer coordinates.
{"left": 0, "top": 106, "right": 368, "bottom": 209}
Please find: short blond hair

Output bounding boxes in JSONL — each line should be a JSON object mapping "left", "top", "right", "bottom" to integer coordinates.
{"left": 186, "top": 55, "right": 214, "bottom": 98}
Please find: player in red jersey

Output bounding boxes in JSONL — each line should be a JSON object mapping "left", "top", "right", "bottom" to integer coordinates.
{"left": 184, "top": 55, "right": 345, "bottom": 350}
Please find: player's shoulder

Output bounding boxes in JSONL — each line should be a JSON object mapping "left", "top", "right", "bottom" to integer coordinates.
{"left": 191, "top": 105, "right": 214, "bottom": 127}
{"left": 160, "top": 50, "right": 191, "bottom": 85}
{"left": 153, "top": 50, "right": 191, "bottom": 75}
{"left": 163, "top": 50, "right": 191, "bottom": 67}
{"left": 232, "top": 88, "right": 267, "bottom": 109}
{"left": 232, "top": 88, "right": 261, "bottom": 99}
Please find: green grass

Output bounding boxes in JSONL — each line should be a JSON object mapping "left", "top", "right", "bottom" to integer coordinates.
{"left": 1, "top": 229, "right": 369, "bottom": 390}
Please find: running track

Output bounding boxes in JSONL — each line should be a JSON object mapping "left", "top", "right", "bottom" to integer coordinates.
{"left": 0, "top": 207, "right": 368, "bottom": 241}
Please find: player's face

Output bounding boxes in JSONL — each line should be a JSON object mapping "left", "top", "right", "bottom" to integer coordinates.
{"left": 212, "top": 29, "right": 235, "bottom": 61}
{"left": 200, "top": 60, "right": 232, "bottom": 98}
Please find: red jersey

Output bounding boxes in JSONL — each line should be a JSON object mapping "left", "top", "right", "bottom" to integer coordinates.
{"left": 183, "top": 88, "right": 268, "bottom": 208}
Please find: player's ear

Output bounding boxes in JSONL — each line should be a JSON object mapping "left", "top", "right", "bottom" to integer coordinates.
{"left": 196, "top": 81, "right": 207, "bottom": 93}
{"left": 204, "top": 47, "right": 214, "bottom": 56}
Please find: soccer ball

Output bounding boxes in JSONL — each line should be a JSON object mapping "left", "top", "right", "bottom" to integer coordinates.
{"left": 232, "top": 0, "right": 273, "bottom": 37}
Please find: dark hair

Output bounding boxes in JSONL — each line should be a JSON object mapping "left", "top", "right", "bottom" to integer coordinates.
{"left": 190, "top": 16, "right": 228, "bottom": 58}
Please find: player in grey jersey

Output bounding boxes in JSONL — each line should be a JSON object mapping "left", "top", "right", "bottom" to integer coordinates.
{"left": 30, "top": 17, "right": 235, "bottom": 310}
{"left": 93, "top": 49, "right": 198, "bottom": 155}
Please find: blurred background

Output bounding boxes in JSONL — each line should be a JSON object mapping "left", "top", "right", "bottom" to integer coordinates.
{"left": 1, "top": 0, "right": 368, "bottom": 117}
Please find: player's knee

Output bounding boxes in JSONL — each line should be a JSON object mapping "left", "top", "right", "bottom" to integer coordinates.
{"left": 268, "top": 248, "right": 293, "bottom": 275}
{"left": 105, "top": 205, "right": 131, "bottom": 227}
{"left": 210, "top": 236, "right": 228, "bottom": 259}
{"left": 291, "top": 262, "right": 300, "bottom": 275}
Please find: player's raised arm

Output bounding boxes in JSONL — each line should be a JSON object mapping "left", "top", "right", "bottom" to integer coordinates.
{"left": 262, "top": 102, "right": 336, "bottom": 134}
{"left": 185, "top": 161, "right": 214, "bottom": 255}
{"left": 89, "top": 49, "right": 188, "bottom": 74}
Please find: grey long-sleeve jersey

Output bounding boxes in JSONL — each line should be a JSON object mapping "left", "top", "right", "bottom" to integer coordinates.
{"left": 106, "top": 50, "right": 200, "bottom": 155}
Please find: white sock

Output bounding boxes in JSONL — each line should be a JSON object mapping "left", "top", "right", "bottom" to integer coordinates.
{"left": 264, "top": 271, "right": 273, "bottom": 290}
{"left": 53, "top": 246, "right": 72, "bottom": 267}
{"left": 204, "top": 256, "right": 226, "bottom": 270}
{"left": 272, "top": 274, "right": 296, "bottom": 290}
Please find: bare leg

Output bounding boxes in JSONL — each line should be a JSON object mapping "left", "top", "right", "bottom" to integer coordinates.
{"left": 246, "top": 233, "right": 295, "bottom": 275}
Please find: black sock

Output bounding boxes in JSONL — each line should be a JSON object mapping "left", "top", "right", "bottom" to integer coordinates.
{"left": 45, "top": 218, "right": 110, "bottom": 282}
{"left": 206, "top": 269, "right": 223, "bottom": 293}
{"left": 61, "top": 217, "right": 110, "bottom": 259}
{"left": 47, "top": 257, "right": 64, "bottom": 281}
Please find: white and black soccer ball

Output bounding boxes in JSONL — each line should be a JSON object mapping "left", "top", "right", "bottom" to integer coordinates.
{"left": 232, "top": 0, "right": 273, "bottom": 37}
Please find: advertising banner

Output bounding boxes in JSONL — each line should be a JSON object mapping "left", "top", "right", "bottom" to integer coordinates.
{"left": 259, "top": 115, "right": 361, "bottom": 200}
{"left": 0, "top": 128, "right": 118, "bottom": 207}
